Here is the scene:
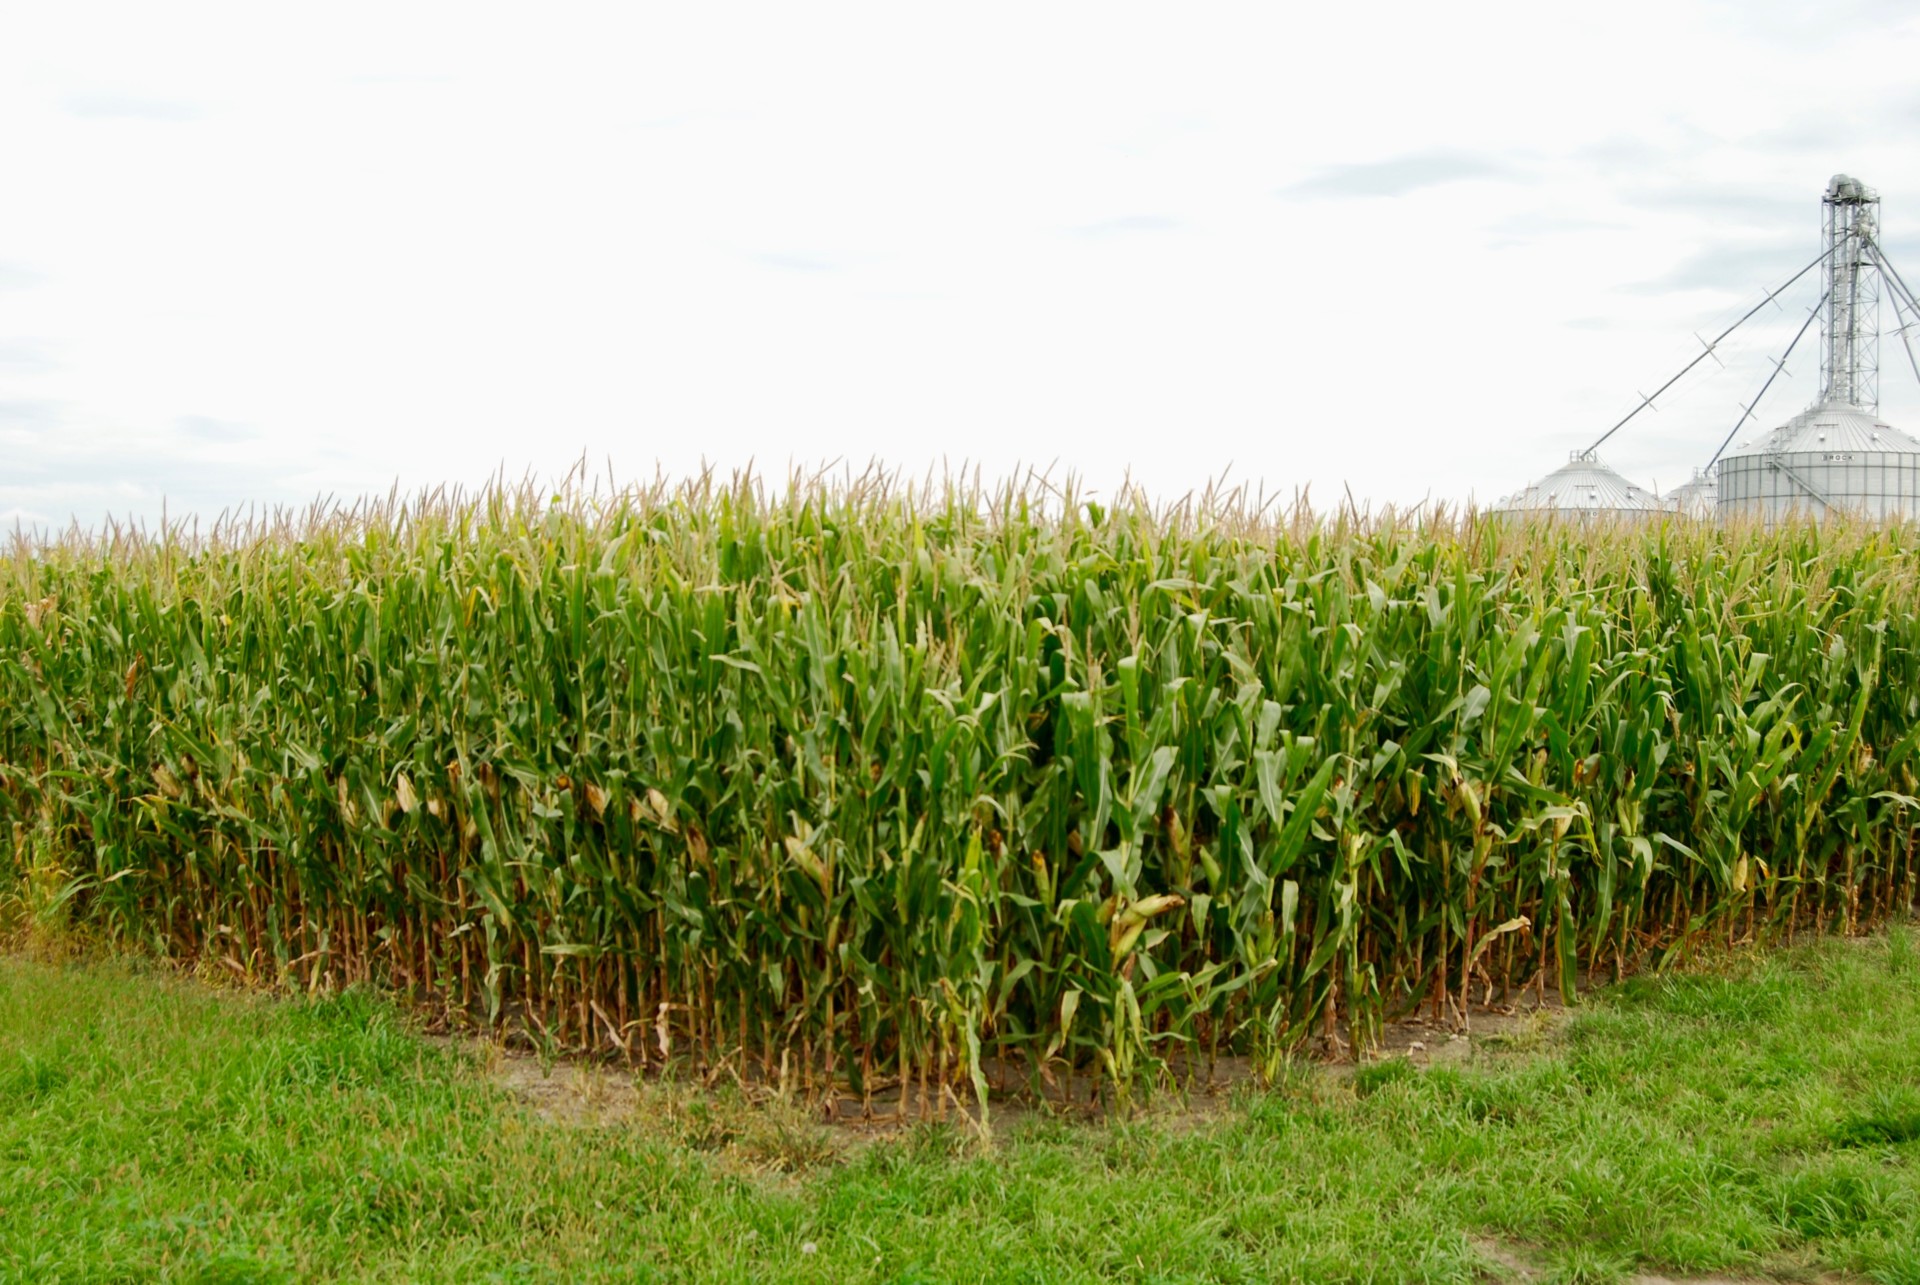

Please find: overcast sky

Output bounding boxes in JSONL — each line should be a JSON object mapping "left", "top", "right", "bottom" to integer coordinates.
{"left": 8, "top": 1, "right": 1920, "bottom": 528}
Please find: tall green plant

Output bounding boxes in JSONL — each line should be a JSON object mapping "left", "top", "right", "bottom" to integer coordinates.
{"left": 3, "top": 474, "right": 1916, "bottom": 1109}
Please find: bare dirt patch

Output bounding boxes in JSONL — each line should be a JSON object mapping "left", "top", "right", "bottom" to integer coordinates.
{"left": 481, "top": 1046, "right": 645, "bottom": 1128}
{"left": 1469, "top": 1236, "right": 1858, "bottom": 1284}
{"left": 471, "top": 988, "right": 1579, "bottom": 1140}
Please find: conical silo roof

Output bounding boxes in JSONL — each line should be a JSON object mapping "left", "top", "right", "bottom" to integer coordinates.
{"left": 1722, "top": 401, "right": 1920, "bottom": 458}
{"left": 1666, "top": 468, "right": 1717, "bottom": 517}
{"left": 1495, "top": 451, "right": 1663, "bottom": 517}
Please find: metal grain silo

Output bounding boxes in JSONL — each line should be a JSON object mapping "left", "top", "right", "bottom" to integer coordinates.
{"left": 1716, "top": 402, "right": 1920, "bottom": 521}
{"left": 1666, "top": 468, "right": 1718, "bottom": 518}
{"left": 1719, "top": 175, "right": 1920, "bottom": 523}
{"left": 1494, "top": 451, "right": 1663, "bottom": 521}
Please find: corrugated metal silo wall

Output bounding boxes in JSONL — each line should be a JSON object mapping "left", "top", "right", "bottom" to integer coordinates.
{"left": 1718, "top": 451, "right": 1920, "bottom": 522}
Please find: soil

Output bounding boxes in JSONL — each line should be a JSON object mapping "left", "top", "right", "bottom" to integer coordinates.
{"left": 470, "top": 987, "right": 1576, "bottom": 1136}
{"left": 1470, "top": 1237, "right": 1855, "bottom": 1284}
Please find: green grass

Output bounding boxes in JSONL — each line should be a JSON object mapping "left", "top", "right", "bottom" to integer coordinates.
{"left": 4, "top": 933, "right": 1920, "bottom": 1283}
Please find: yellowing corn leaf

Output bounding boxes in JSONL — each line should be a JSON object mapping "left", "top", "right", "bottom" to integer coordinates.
{"left": 646, "top": 788, "right": 677, "bottom": 832}
{"left": 1467, "top": 915, "right": 1532, "bottom": 967}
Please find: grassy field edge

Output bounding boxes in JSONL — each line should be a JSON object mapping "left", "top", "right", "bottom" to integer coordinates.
{"left": 5, "top": 927, "right": 1920, "bottom": 1283}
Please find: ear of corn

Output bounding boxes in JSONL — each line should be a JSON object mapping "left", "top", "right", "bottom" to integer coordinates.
{"left": 2, "top": 475, "right": 1917, "bottom": 1109}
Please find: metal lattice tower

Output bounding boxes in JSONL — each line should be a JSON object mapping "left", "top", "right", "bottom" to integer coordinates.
{"left": 1820, "top": 174, "right": 1880, "bottom": 410}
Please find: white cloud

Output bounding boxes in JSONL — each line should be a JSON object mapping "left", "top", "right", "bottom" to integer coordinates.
{"left": 63, "top": 92, "right": 202, "bottom": 121}
{"left": 1282, "top": 152, "right": 1516, "bottom": 200}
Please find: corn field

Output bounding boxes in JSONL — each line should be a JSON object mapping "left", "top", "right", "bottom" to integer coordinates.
{"left": 3, "top": 473, "right": 1918, "bottom": 1110}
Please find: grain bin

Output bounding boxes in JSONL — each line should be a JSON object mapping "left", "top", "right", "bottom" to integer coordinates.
{"left": 1494, "top": 451, "right": 1663, "bottom": 520}
{"left": 1718, "top": 175, "right": 1920, "bottom": 523}
{"left": 1717, "top": 402, "right": 1920, "bottom": 521}
{"left": 1666, "top": 468, "right": 1718, "bottom": 518}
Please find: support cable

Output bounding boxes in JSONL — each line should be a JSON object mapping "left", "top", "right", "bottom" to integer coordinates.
{"left": 1705, "top": 288, "right": 1829, "bottom": 470}
{"left": 1863, "top": 240, "right": 1920, "bottom": 391}
{"left": 1867, "top": 237, "right": 1920, "bottom": 316}
{"left": 1584, "top": 244, "right": 1836, "bottom": 456}
{"left": 1884, "top": 281, "right": 1920, "bottom": 392}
